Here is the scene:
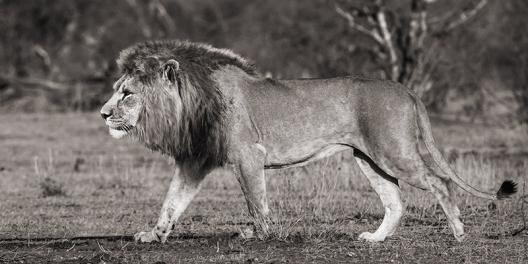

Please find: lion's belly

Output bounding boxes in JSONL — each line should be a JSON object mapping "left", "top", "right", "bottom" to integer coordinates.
{"left": 262, "top": 136, "right": 356, "bottom": 169}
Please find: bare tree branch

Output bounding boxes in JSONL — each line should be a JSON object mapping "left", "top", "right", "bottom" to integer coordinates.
{"left": 336, "top": 0, "right": 487, "bottom": 98}
{"left": 32, "top": 45, "right": 53, "bottom": 76}
{"left": 335, "top": 4, "right": 384, "bottom": 45}
{"left": 365, "top": 45, "right": 388, "bottom": 62}
{"left": 399, "top": 0, "right": 430, "bottom": 88}
{"left": 375, "top": 9, "right": 399, "bottom": 81}
{"left": 428, "top": 8, "right": 457, "bottom": 25}
{"left": 409, "top": 0, "right": 428, "bottom": 49}
{"left": 443, "top": 0, "right": 488, "bottom": 32}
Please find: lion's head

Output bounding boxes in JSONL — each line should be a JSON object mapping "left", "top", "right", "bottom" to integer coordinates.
{"left": 100, "top": 57, "right": 180, "bottom": 139}
{"left": 101, "top": 40, "right": 257, "bottom": 168}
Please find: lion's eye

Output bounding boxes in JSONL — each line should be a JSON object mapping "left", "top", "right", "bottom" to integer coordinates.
{"left": 122, "top": 90, "right": 133, "bottom": 98}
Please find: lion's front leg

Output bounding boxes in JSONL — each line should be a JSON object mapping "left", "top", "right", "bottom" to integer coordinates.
{"left": 134, "top": 165, "right": 205, "bottom": 243}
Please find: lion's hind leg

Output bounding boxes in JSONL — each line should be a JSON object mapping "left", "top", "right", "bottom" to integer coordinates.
{"left": 417, "top": 143, "right": 465, "bottom": 241}
{"left": 369, "top": 144, "right": 465, "bottom": 242}
{"left": 354, "top": 152, "right": 404, "bottom": 242}
{"left": 424, "top": 170, "right": 465, "bottom": 241}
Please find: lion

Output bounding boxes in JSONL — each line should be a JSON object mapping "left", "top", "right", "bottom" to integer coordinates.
{"left": 100, "top": 40, "right": 516, "bottom": 243}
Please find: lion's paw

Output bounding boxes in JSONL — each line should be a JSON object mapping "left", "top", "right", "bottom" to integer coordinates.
{"left": 454, "top": 232, "right": 466, "bottom": 242}
{"left": 238, "top": 226, "right": 255, "bottom": 239}
{"left": 134, "top": 230, "right": 162, "bottom": 243}
{"left": 358, "top": 232, "right": 386, "bottom": 242}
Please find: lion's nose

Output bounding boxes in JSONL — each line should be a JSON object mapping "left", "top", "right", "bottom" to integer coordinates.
{"left": 100, "top": 109, "right": 112, "bottom": 120}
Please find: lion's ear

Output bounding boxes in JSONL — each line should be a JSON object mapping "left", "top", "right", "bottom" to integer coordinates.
{"left": 162, "top": 59, "right": 180, "bottom": 83}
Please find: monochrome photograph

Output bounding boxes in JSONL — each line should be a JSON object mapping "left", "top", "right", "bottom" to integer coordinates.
{"left": 0, "top": 0, "right": 526, "bottom": 263}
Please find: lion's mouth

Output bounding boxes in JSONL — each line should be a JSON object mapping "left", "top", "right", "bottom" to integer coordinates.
{"left": 105, "top": 119, "right": 135, "bottom": 138}
{"left": 106, "top": 119, "right": 133, "bottom": 130}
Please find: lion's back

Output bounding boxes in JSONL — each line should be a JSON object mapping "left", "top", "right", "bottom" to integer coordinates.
{"left": 244, "top": 76, "right": 413, "bottom": 116}
{"left": 240, "top": 76, "right": 415, "bottom": 146}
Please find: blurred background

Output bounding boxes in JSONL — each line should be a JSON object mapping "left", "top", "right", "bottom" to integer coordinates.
{"left": 0, "top": 0, "right": 526, "bottom": 124}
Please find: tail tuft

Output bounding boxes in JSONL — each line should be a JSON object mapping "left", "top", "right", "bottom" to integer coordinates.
{"left": 496, "top": 180, "right": 517, "bottom": 199}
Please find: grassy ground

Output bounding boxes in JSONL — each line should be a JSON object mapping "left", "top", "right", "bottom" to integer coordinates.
{"left": 0, "top": 112, "right": 527, "bottom": 263}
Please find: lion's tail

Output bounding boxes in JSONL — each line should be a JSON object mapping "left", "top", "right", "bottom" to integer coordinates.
{"left": 413, "top": 94, "right": 517, "bottom": 200}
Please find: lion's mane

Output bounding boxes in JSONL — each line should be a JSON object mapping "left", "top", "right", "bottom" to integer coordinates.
{"left": 116, "top": 40, "right": 258, "bottom": 169}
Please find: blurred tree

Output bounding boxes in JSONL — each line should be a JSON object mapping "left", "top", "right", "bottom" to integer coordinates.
{"left": 335, "top": 0, "right": 488, "bottom": 101}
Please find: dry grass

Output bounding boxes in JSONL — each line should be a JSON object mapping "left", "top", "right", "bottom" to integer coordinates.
{"left": 34, "top": 152, "right": 67, "bottom": 197}
{"left": 0, "top": 112, "right": 527, "bottom": 263}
